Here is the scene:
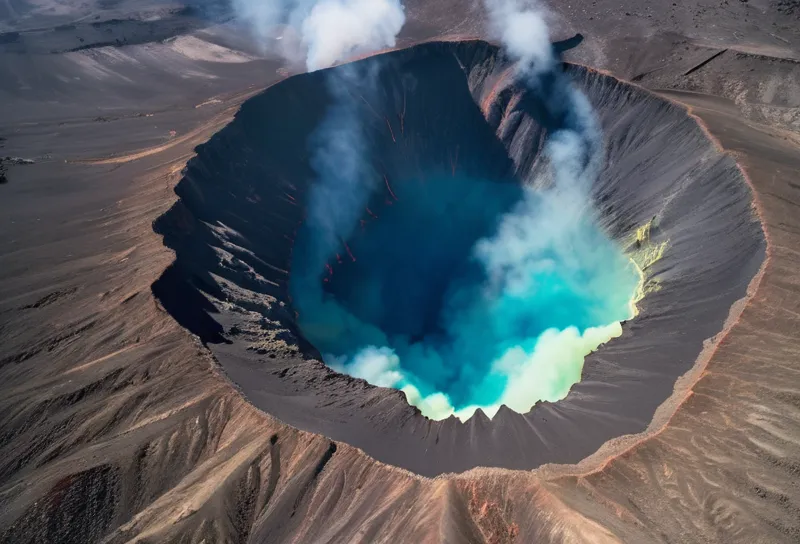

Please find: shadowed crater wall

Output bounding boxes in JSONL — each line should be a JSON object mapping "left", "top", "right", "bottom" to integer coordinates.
{"left": 152, "top": 40, "right": 765, "bottom": 476}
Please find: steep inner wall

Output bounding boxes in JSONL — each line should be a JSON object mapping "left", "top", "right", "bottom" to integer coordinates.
{"left": 153, "top": 40, "right": 765, "bottom": 476}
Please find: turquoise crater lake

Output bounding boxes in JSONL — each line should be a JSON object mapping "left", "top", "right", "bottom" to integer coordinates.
{"left": 290, "top": 170, "right": 641, "bottom": 420}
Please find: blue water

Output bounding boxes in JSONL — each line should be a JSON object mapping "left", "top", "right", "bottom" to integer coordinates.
{"left": 290, "top": 171, "right": 639, "bottom": 420}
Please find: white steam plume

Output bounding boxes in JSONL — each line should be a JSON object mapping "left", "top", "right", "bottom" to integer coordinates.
{"left": 290, "top": 0, "right": 405, "bottom": 325}
{"left": 390, "top": 0, "right": 631, "bottom": 422}
{"left": 232, "top": 0, "right": 406, "bottom": 71}
{"left": 485, "top": 0, "right": 555, "bottom": 76}
{"left": 291, "top": 3, "right": 407, "bottom": 392}
{"left": 304, "top": 62, "right": 382, "bottom": 268}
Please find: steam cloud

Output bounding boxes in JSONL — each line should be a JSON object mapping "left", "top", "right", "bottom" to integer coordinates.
{"left": 284, "top": 0, "right": 406, "bottom": 298}
{"left": 291, "top": 0, "right": 640, "bottom": 421}
{"left": 232, "top": 0, "right": 406, "bottom": 70}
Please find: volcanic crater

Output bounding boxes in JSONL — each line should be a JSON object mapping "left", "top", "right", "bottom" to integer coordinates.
{"left": 153, "top": 40, "right": 766, "bottom": 477}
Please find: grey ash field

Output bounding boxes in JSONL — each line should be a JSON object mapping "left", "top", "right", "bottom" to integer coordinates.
{"left": 1, "top": 1, "right": 800, "bottom": 543}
